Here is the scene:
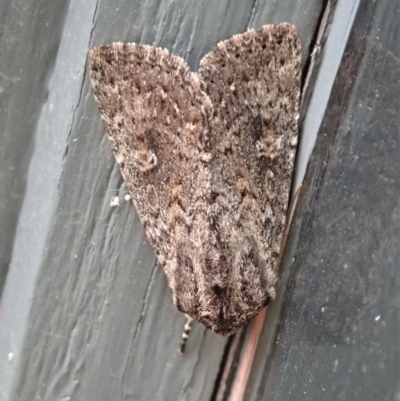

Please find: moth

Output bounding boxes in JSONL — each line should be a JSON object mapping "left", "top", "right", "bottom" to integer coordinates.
{"left": 89, "top": 23, "right": 301, "bottom": 350}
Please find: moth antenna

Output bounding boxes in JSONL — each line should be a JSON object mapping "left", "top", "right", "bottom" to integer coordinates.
{"left": 179, "top": 316, "right": 194, "bottom": 353}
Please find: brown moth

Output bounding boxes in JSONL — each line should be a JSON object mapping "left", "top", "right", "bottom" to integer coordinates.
{"left": 89, "top": 24, "right": 301, "bottom": 346}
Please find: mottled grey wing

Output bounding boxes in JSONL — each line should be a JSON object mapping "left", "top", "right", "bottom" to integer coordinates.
{"left": 89, "top": 24, "right": 301, "bottom": 337}
{"left": 192, "top": 23, "right": 301, "bottom": 334}
{"left": 89, "top": 44, "right": 214, "bottom": 309}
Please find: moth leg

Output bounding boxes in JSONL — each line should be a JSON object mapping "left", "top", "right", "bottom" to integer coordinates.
{"left": 179, "top": 316, "right": 194, "bottom": 353}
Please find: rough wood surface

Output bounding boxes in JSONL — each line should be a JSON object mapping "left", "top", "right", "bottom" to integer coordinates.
{"left": 0, "top": 0, "right": 71, "bottom": 295}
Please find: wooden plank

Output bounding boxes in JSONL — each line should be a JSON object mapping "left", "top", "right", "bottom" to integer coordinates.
{"left": 0, "top": 0, "right": 73, "bottom": 397}
{"left": 0, "top": 0, "right": 71, "bottom": 294}
{"left": 0, "top": 0, "right": 324, "bottom": 400}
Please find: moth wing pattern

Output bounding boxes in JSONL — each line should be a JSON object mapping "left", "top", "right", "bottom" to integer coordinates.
{"left": 196, "top": 23, "right": 301, "bottom": 333}
{"left": 89, "top": 44, "right": 214, "bottom": 315}
{"left": 89, "top": 23, "right": 301, "bottom": 336}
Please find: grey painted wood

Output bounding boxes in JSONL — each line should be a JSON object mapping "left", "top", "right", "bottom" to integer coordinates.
{"left": 246, "top": 0, "right": 400, "bottom": 399}
{"left": 294, "top": 0, "right": 361, "bottom": 192}
{"left": 0, "top": 0, "right": 71, "bottom": 294}
{"left": 0, "top": 0, "right": 72, "bottom": 396}
{"left": 0, "top": 0, "right": 325, "bottom": 400}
